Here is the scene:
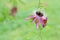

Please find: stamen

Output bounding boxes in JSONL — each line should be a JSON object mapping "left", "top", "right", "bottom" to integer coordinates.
{"left": 36, "top": 11, "right": 43, "bottom": 17}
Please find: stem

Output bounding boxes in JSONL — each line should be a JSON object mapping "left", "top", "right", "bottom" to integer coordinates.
{"left": 39, "top": 26, "right": 42, "bottom": 40}
{"left": 38, "top": 0, "right": 40, "bottom": 8}
{"left": 55, "top": 27, "right": 58, "bottom": 40}
{"left": 40, "top": 29, "right": 42, "bottom": 40}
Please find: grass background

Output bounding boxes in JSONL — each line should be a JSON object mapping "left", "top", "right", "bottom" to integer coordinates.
{"left": 0, "top": 0, "right": 60, "bottom": 40}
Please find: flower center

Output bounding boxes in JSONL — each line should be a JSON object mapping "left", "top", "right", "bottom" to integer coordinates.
{"left": 36, "top": 11, "right": 43, "bottom": 17}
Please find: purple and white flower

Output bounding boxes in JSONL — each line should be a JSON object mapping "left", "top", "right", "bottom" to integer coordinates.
{"left": 26, "top": 9, "right": 48, "bottom": 29}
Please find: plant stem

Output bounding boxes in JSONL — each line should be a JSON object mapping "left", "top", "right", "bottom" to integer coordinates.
{"left": 38, "top": 0, "right": 40, "bottom": 8}
{"left": 40, "top": 29, "right": 42, "bottom": 40}
{"left": 39, "top": 26, "right": 42, "bottom": 40}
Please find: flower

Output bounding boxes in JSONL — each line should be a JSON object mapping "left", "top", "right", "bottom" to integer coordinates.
{"left": 26, "top": 9, "right": 47, "bottom": 29}
{"left": 10, "top": 6, "right": 17, "bottom": 17}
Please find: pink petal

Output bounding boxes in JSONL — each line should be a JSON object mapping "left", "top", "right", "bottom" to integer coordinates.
{"left": 36, "top": 22, "right": 39, "bottom": 29}
{"left": 25, "top": 15, "right": 35, "bottom": 20}
{"left": 41, "top": 17, "right": 47, "bottom": 28}
{"left": 32, "top": 18, "right": 36, "bottom": 24}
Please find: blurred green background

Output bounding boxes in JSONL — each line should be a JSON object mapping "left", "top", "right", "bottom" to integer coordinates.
{"left": 0, "top": 0, "right": 60, "bottom": 40}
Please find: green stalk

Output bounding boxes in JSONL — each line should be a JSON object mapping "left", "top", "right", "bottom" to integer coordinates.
{"left": 40, "top": 30, "right": 42, "bottom": 40}
{"left": 39, "top": 26, "right": 43, "bottom": 40}
{"left": 38, "top": 0, "right": 40, "bottom": 8}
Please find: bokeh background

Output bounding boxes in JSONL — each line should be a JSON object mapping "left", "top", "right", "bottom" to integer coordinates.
{"left": 0, "top": 0, "right": 60, "bottom": 40}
